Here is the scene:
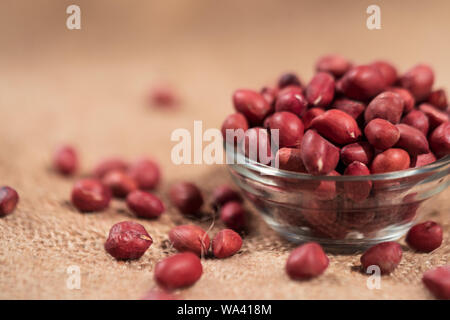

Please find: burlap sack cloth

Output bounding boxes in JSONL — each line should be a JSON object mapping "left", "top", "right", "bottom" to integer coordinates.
{"left": 0, "top": 0, "right": 449, "bottom": 300}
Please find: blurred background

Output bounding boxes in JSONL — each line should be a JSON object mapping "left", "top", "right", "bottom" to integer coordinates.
{"left": 0, "top": 0, "right": 449, "bottom": 299}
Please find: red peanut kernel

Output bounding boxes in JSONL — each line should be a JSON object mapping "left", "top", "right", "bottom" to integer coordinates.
{"left": 406, "top": 221, "right": 443, "bottom": 252}
{"left": 371, "top": 148, "right": 410, "bottom": 174}
{"left": 102, "top": 170, "right": 137, "bottom": 198}
{"left": 149, "top": 84, "right": 177, "bottom": 107}
{"left": 394, "top": 124, "right": 430, "bottom": 156}
{"left": 168, "top": 225, "right": 210, "bottom": 256}
{"left": 315, "top": 54, "right": 352, "bottom": 78}
{"left": 311, "top": 109, "right": 361, "bottom": 145}
{"left": 360, "top": 242, "right": 402, "bottom": 274}
{"left": 401, "top": 110, "right": 430, "bottom": 136}
{"left": 340, "top": 142, "right": 374, "bottom": 166}
{"left": 233, "top": 89, "right": 272, "bottom": 126}
{"left": 387, "top": 87, "right": 415, "bottom": 114}
{"left": 128, "top": 158, "right": 161, "bottom": 190}
{"left": 169, "top": 182, "right": 204, "bottom": 216}
{"left": 314, "top": 170, "right": 340, "bottom": 201}
{"left": 71, "top": 179, "right": 111, "bottom": 212}
{"left": 220, "top": 201, "right": 246, "bottom": 231}
{"left": 212, "top": 229, "right": 243, "bottom": 258}
{"left": 364, "top": 118, "right": 400, "bottom": 150}
{"left": 422, "top": 265, "right": 450, "bottom": 300}
{"left": 104, "top": 221, "right": 153, "bottom": 260}
{"left": 429, "top": 122, "right": 450, "bottom": 159}
{"left": 261, "top": 86, "right": 278, "bottom": 106}
{"left": 126, "top": 190, "right": 165, "bottom": 219}
{"left": 93, "top": 158, "right": 128, "bottom": 178}
{"left": 427, "top": 89, "right": 448, "bottom": 111}
{"left": 286, "top": 242, "right": 329, "bottom": 280}
{"left": 53, "top": 145, "right": 78, "bottom": 175}
{"left": 275, "top": 147, "right": 307, "bottom": 173}
{"left": 343, "top": 161, "right": 372, "bottom": 202}
{"left": 278, "top": 72, "right": 301, "bottom": 89}
{"left": 265, "top": 111, "right": 304, "bottom": 148}
{"left": 338, "top": 65, "right": 386, "bottom": 101}
{"left": 400, "top": 64, "right": 434, "bottom": 101}
{"left": 302, "top": 108, "right": 325, "bottom": 129}
{"left": 221, "top": 113, "right": 249, "bottom": 143}
{"left": 154, "top": 252, "right": 203, "bottom": 290}
{"left": 275, "top": 89, "right": 308, "bottom": 117}
{"left": 242, "top": 127, "right": 272, "bottom": 165}
{"left": 332, "top": 98, "right": 365, "bottom": 123}
{"left": 306, "top": 72, "right": 335, "bottom": 109}
{"left": 211, "top": 185, "right": 242, "bottom": 208}
{"left": 419, "top": 103, "right": 449, "bottom": 130}
{"left": 371, "top": 61, "right": 398, "bottom": 87}
{"left": 300, "top": 129, "right": 340, "bottom": 175}
{"left": 0, "top": 186, "right": 19, "bottom": 217}
{"left": 365, "top": 91, "right": 404, "bottom": 124}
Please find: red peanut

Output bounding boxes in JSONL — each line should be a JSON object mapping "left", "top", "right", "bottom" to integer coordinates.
{"left": 419, "top": 103, "right": 449, "bottom": 130}
{"left": 275, "top": 147, "right": 307, "bottom": 173}
{"left": 338, "top": 65, "right": 386, "bottom": 101}
{"left": 53, "top": 145, "right": 78, "bottom": 175}
{"left": 154, "top": 252, "right": 203, "bottom": 290}
{"left": 212, "top": 229, "right": 243, "bottom": 258}
{"left": 233, "top": 89, "right": 272, "bottom": 125}
{"left": 266, "top": 111, "right": 304, "bottom": 148}
{"left": 128, "top": 158, "right": 161, "bottom": 190}
{"left": 169, "top": 182, "right": 204, "bottom": 216}
{"left": 0, "top": 186, "right": 19, "bottom": 217}
{"left": 220, "top": 201, "right": 246, "bottom": 231}
{"left": 315, "top": 54, "right": 352, "bottom": 78}
{"left": 311, "top": 109, "right": 361, "bottom": 145}
{"left": 427, "top": 89, "right": 448, "bottom": 110}
{"left": 306, "top": 72, "right": 335, "bottom": 109}
{"left": 275, "top": 89, "right": 308, "bottom": 117}
{"left": 104, "top": 221, "right": 152, "bottom": 260}
{"left": 395, "top": 124, "right": 430, "bottom": 156}
{"left": 360, "top": 242, "right": 402, "bottom": 274}
{"left": 429, "top": 122, "right": 450, "bottom": 159}
{"left": 422, "top": 265, "right": 450, "bottom": 300}
{"left": 93, "top": 158, "right": 128, "bottom": 178}
{"left": 278, "top": 72, "right": 301, "bottom": 89}
{"left": 406, "top": 221, "right": 443, "bottom": 252}
{"left": 371, "top": 61, "right": 398, "bottom": 87}
{"left": 340, "top": 142, "right": 374, "bottom": 166}
{"left": 261, "top": 86, "right": 278, "bottom": 106}
{"left": 371, "top": 148, "right": 410, "bottom": 174}
{"left": 332, "top": 98, "right": 365, "bottom": 123}
{"left": 400, "top": 64, "right": 434, "bottom": 101}
{"left": 314, "top": 170, "right": 339, "bottom": 201}
{"left": 401, "top": 110, "right": 429, "bottom": 136}
{"left": 365, "top": 91, "right": 404, "bottom": 124}
{"left": 169, "top": 225, "right": 210, "bottom": 256}
{"left": 344, "top": 161, "right": 372, "bottom": 202}
{"left": 102, "top": 170, "right": 137, "bottom": 198}
{"left": 211, "top": 185, "right": 242, "bottom": 208}
{"left": 286, "top": 242, "right": 329, "bottom": 280}
{"left": 300, "top": 130, "right": 340, "bottom": 175}
{"left": 71, "top": 179, "right": 111, "bottom": 212}
{"left": 126, "top": 190, "right": 165, "bottom": 219}
{"left": 221, "top": 113, "right": 249, "bottom": 143}
{"left": 365, "top": 118, "right": 400, "bottom": 150}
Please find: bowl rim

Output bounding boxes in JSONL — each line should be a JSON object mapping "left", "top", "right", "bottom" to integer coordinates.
{"left": 224, "top": 143, "right": 450, "bottom": 181}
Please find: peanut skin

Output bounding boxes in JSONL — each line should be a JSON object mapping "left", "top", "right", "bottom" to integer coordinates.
{"left": 400, "top": 64, "right": 434, "bottom": 101}
{"left": 371, "top": 61, "right": 398, "bottom": 87}
{"left": 275, "top": 88, "right": 308, "bottom": 117}
{"left": 340, "top": 141, "right": 374, "bottom": 166}
{"left": 275, "top": 148, "right": 307, "bottom": 173}
{"left": 429, "top": 121, "right": 450, "bottom": 159}
{"left": 401, "top": 110, "right": 429, "bottom": 136}
{"left": 300, "top": 130, "right": 340, "bottom": 175}
{"left": 419, "top": 103, "right": 449, "bottom": 130}
{"left": 311, "top": 109, "right": 361, "bottom": 145}
{"left": 306, "top": 72, "right": 335, "bottom": 109}
{"left": 233, "top": 89, "right": 272, "bottom": 126}
{"left": 266, "top": 111, "right": 304, "bottom": 148}
{"left": 338, "top": 65, "right": 386, "bottom": 101}
{"left": 343, "top": 161, "right": 372, "bottom": 202}
{"left": 365, "top": 91, "right": 404, "bottom": 124}
{"left": 302, "top": 108, "right": 325, "bottom": 129}
{"left": 387, "top": 87, "right": 415, "bottom": 114}
{"left": 364, "top": 118, "right": 400, "bottom": 150}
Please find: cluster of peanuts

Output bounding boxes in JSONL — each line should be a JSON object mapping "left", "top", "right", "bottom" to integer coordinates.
{"left": 222, "top": 55, "right": 449, "bottom": 179}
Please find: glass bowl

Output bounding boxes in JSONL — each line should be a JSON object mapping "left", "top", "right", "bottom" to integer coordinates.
{"left": 225, "top": 144, "right": 450, "bottom": 250}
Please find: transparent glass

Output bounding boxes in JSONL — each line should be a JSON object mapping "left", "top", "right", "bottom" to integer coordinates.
{"left": 225, "top": 144, "right": 450, "bottom": 250}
